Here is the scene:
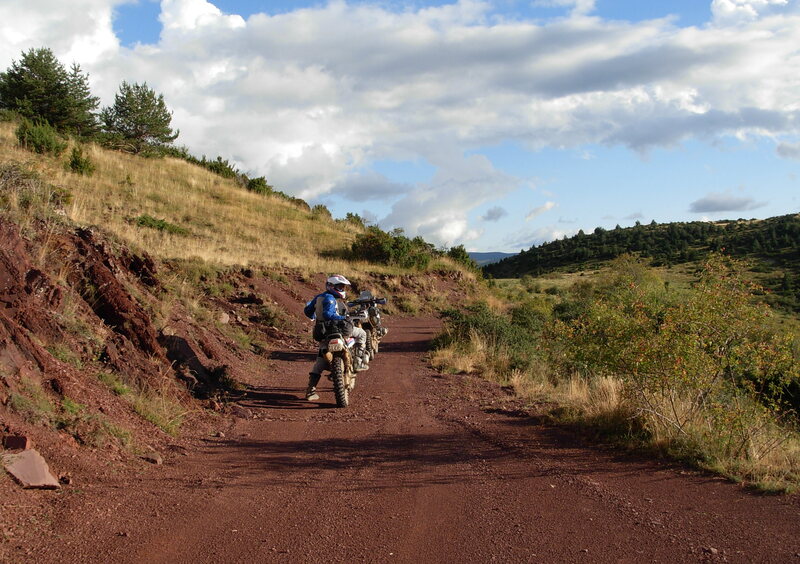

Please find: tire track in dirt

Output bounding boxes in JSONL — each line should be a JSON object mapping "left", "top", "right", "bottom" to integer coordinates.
{"left": 21, "top": 315, "right": 800, "bottom": 563}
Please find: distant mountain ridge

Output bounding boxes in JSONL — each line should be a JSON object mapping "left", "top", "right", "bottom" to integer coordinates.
{"left": 483, "top": 214, "right": 800, "bottom": 312}
{"left": 468, "top": 251, "right": 518, "bottom": 266}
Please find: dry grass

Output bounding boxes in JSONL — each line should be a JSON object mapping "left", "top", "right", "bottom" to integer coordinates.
{"left": 0, "top": 122, "right": 363, "bottom": 273}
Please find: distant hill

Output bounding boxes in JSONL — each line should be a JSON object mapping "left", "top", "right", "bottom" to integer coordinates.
{"left": 468, "top": 251, "right": 518, "bottom": 266}
{"left": 483, "top": 215, "right": 800, "bottom": 311}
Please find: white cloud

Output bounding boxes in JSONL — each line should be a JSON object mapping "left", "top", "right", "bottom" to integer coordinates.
{"left": 380, "top": 152, "right": 517, "bottom": 246}
{"left": 160, "top": 0, "right": 244, "bottom": 32}
{"left": 712, "top": 0, "right": 790, "bottom": 23}
{"left": 0, "top": 0, "right": 120, "bottom": 68}
{"left": 533, "top": 0, "right": 597, "bottom": 17}
{"left": 504, "top": 225, "right": 575, "bottom": 251}
{"left": 525, "top": 201, "right": 557, "bottom": 220}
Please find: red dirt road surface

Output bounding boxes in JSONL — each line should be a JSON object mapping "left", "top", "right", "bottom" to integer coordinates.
{"left": 17, "top": 316, "right": 800, "bottom": 563}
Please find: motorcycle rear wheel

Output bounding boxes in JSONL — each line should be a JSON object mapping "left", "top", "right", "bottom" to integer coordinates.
{"left": 331, "top": 356, "right": 349, "bottom": 408}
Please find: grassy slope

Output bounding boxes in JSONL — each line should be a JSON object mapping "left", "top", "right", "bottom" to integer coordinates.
{"left": 0, "top": 121, "right": 380, "bottom": 274}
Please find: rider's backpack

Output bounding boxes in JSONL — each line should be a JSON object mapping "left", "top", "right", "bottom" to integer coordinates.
{"left": 312, "top": 319, "right": 353, "bottom": 341}
{"left": 311, "top": 294, "right": 354, "bottom": 341}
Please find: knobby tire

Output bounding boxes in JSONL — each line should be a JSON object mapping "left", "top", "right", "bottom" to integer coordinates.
{"left": 331, "top": 356, "right": 349, "bottom": 408}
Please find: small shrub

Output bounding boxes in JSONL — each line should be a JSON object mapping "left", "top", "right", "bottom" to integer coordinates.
{"left": 67, "top": 146, "right": 96, "bottom": 176}
{"left": 135, "top": 214, "right": 189, "bottom": 236}
{"left": 130, "top": 392, "right": 185, "bottom": 436}
{"left": 311, "top": 204, "right": 332, "bottom": 220}
{"left": 56, "top": 396, "right": 132, "bottom": 448}
{"left": 97, "top": 372, "right": 130, "bottom": 396}
{"left": 15, "top": 118, "right": 67, "bottom": 156}
{"left": 9, "top": 378, "right": 55, "bottom": 425}
{"left": 46, "top": 344, "right": 83, "bottom": 368}
{"left": 0, "top": 109, "right": 19, "bottom": 122}
{"left": 251, "top": 303, "right": 286, "bottom": 327}
{"left": 246, "top": 176, "right": 273, "bottom": 195}
{"left": 343, "top": 212, "right": 366, "bottom": 228}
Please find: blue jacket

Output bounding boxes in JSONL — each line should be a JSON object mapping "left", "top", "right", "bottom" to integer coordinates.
{"left": 304, "top": 291, "right": 347, "bottom": 321}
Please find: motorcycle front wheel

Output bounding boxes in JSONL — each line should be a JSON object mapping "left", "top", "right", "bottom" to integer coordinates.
{"left": 331, "top": 356, "right": 349, "bottom": 408}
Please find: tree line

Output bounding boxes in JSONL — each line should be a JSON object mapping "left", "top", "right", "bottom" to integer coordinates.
{"left": 0, "top": 47, "right": 296, "bottom": 202}
{"left": 0, "top": 47, "right": 178, "bottom": 153}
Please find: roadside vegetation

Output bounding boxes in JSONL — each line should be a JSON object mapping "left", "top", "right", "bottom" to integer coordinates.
{"left": 434, "top": 255, "right": 800, "bottom": 492}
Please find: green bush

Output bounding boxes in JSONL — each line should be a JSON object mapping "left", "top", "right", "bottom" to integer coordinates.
{"left": 547, "top": 254, "right": 800, "bottom": 461}
{"left": 311, "top": 204, "right": 332, "bottom": 220}
{"left": 351, "top": 226, "right": 437, "bottom": 270}
{"left": 135, "top": 214, "right": 189, "bottom": 235}
{"left": 15, "top": 118, "right": 67, "bottom": 156}
{"left": 447, "top": 244, "right": 479, "bottom": 270}
{"left": 437, "top": 301, "right": 540, "bottom": 371}
{"left": 67, "top": 145, "right": 95, "bottom": 176}
{"left": 246, "top": 176, "right": 272, "bottom": 195}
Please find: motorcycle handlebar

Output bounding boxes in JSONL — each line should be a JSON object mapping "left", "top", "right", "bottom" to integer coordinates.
{"left": 347, "top": 297, "right": 388, "bottom": 307}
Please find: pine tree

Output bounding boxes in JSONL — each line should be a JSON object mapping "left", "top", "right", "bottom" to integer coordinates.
{"left": 65, "top": 63, "right": 100, "bottom": 137}
{"left": 100, "top": 81, "right": 179, "bottom": 153}
{"left": 0, "top": 48, "right": 71, "bottom": 127}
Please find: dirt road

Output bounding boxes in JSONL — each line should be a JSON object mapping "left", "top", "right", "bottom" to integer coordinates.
{"left": 20, "top": 316, "right": 800, "bottom": 563}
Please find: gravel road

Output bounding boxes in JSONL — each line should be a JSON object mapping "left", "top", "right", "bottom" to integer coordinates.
{"left": 24, "top": 316, "right": 800, "bottom": 563}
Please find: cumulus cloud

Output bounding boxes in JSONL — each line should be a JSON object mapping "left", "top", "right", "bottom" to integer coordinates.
{"left": 2, "top": 0, "right": 800, "bottom": 245}
{"left": 380, "top": 152, "right": 517, "bottom": 246}
{"left": 525, "top": 201, "right": 557, "bottom": 221}
{"left": 482, "top": 206, "right": 508, "bottom": 222}
{"left": 689, "top": 191, "right": 767, "bottom": 213}
{"left": 712, "top": 0, "right": 791, "bottom": 23}
{"left": 0, "top": 0, "right": 120, "bottom": 68}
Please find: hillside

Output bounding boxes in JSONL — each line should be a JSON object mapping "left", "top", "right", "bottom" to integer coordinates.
{"left": 484, "top": 215, "right": 800, "bottom": 311}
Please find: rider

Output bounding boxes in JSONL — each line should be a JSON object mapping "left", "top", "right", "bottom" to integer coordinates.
{"left": 303, "top": 274, "right": 369, "bottom": 401}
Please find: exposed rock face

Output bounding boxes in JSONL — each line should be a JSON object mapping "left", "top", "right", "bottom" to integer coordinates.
{"left": 69, "top": 228, "right": 164, "bottom": 361}
{"left": 0, "top": 221, "right": 62, "bottom": 379}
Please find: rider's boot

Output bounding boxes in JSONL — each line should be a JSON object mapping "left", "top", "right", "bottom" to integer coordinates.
{"left": 305, "top": 372, "right": 321, "bottom": 401}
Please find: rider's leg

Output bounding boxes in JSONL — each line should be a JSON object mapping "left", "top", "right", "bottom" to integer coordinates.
{"left": 305, "top": 352, "right": 327, "bottom": 400}
{"left": 305, "top": 372, "right": 321, "bottom": 400}
{"left": 352, "top": 326, "right": 369, "bottom": 371}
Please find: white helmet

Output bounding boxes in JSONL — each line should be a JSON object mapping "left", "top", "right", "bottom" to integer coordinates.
{"left": 326, "top": 274, "right": 351, "bottom": 299}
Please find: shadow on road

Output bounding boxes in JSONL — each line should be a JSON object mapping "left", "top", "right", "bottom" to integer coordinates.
{"left": 269, "top": 350, "right": 316, "bottom": 362}
{"left": 239, "top": 386, "right": 320, "bottom": 409}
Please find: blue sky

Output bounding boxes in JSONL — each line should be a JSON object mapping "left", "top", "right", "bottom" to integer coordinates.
{"left": 2, "top": 0, "right": 799, "bottom": 252}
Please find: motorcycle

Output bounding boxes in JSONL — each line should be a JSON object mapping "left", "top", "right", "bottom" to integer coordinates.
{"left": 318, "top": 328, "right": 360, "bottom": 408}
{"left": 348, "top": 291, "right": 388, "bottom": 362}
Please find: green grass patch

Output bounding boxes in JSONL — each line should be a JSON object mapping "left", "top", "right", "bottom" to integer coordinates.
{"left": 134, "top": 214, "right": 189, "bottom": 236}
